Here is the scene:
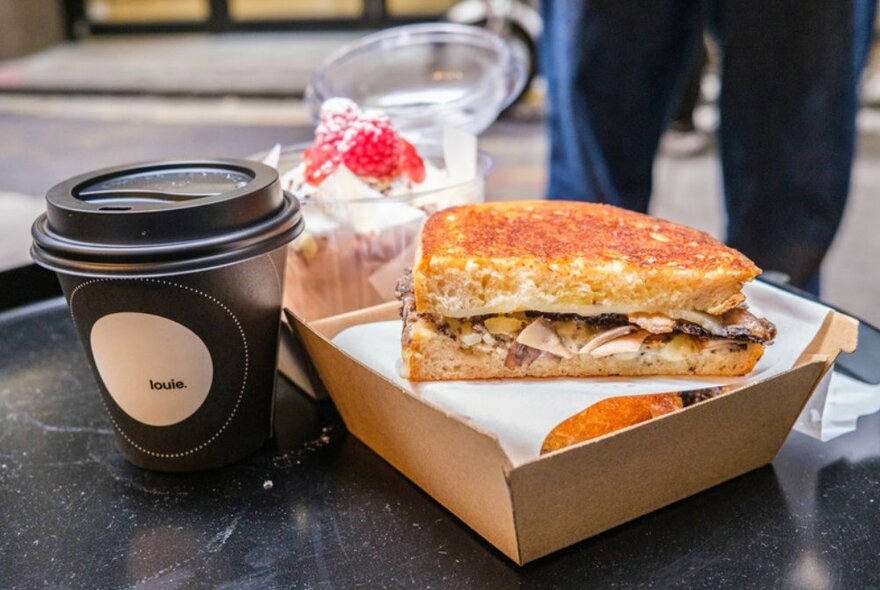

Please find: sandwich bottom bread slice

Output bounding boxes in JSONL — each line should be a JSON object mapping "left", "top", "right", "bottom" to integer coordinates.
{"left": 398, "top": 201, "right": 777, "bottom": 381}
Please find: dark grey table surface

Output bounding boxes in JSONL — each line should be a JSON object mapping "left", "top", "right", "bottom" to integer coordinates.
{"left": 1, "top": 297, "right": 879, "bottom": 590}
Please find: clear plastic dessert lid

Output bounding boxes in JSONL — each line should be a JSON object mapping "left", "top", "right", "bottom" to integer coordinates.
{"left": 306, "top": 23, "right": 527, "bottom": 139}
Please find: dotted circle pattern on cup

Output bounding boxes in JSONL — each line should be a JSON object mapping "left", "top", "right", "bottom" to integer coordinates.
{"left": 68, "top": 278, "right": 249, "bottom": 459}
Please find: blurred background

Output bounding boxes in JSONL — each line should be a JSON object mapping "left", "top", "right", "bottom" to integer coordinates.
{"left": 1, "top": 0, "right": 878, "bottom": 322}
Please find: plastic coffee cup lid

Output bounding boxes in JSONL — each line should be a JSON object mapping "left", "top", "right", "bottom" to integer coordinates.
{"left": 31, "top": 159, "right": 304, "bottom": 277}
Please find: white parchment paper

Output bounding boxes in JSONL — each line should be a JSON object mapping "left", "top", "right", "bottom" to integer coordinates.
{"left": 795, "top": 369, "right": 880, "bottom": 442}
{"left": 332, "top": 282, "right": 835, "bottom": 466}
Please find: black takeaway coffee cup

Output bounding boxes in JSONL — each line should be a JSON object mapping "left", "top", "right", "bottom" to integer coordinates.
{"left": 31, "top": 159, "right": 304, "bottom": 472}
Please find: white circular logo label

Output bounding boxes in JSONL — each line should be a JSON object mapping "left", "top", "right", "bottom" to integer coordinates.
{"left": 90, "top": 312, "right": 214, "bottom": 427}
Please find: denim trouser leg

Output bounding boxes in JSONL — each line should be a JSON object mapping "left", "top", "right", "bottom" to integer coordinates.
{"left": 708, "top": 1, "right": 864, "bottom": 291}
{"left": 540, "top": 0, "right": 702, "bottom": 211}
{"left": 541, "top": 1, "right": 874, "bottom": 293}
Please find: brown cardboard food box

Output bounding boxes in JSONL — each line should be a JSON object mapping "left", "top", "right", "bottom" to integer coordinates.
{"left": 287, "top": 303, "right": 858, "bottom": 565}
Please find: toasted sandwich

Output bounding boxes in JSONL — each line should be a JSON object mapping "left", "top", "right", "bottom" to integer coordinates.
{"left": 397, "top": 201, "right": 776, "bottom": 381}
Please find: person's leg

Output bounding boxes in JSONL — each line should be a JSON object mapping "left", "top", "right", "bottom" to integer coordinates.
{"left": 661, "top": 38, "right": 712, "bottom": 158}
{"left": 709, "top": 1, "right": 873, "bottom": 293}
{"left": 855, "top": 0, "right": 877, "bottom": 75}
{"left": 670, "top": 40, "right": 707, "bottom": 132}
{"left": 541, "top": 0, "right": 701, "bottom": 211}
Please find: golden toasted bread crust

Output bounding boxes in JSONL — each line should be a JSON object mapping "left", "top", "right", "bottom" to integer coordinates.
{"left": 541, "top": 394, "right": 684, "bottom": 454}
{"left": 420, "top": 201, "right": 756, "bottom": 269}
{"left": 414, "top": 201, "right": 760, "bottom": 317}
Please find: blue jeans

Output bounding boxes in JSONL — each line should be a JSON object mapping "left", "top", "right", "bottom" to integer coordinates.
{"left": 541, "top": 0, "right": 875, "bottom": 293}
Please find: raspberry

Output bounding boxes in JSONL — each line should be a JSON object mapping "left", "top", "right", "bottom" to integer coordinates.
{"left": 338, "top": 111, "right": 401, "bottom": 179}
{"left": 397, "top": 138, "right": 426, "bottom": 183}
{"left": 303, "top": 144, "right": 339, "bottom": 185}
{"left": 304, "top": 100, "right": 427, "bottom": 186}
{"left": 315, "top": 97, "right": 360, "bottom": 147}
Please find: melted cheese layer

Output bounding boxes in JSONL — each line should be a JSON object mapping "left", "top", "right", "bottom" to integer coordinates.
{"left": 447, "top": 305, "right": 726, "bottom": 334}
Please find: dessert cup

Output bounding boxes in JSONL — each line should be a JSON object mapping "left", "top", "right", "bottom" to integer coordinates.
{"left": 278, "top": 142, "right": 493, "bottom": 321}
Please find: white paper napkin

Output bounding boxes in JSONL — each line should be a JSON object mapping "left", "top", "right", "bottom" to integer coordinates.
{"left": 794, "top": 370, "right": 880, "bottom": 442}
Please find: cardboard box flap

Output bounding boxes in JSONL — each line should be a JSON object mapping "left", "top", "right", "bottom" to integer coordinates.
{"left": 506, "top": 358, "right": 827, "bottom": 564}
{"left": 309, "top": 301, "right": 401, "bottom": 340}
{"left": 796, "top": 310, "right": 859, "bottom": 368}
{"left": 292, "top": 306, "right": 521, "bottom": 561}
{"left": 297, "top": 302, "right": 512, "bottom": 464}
